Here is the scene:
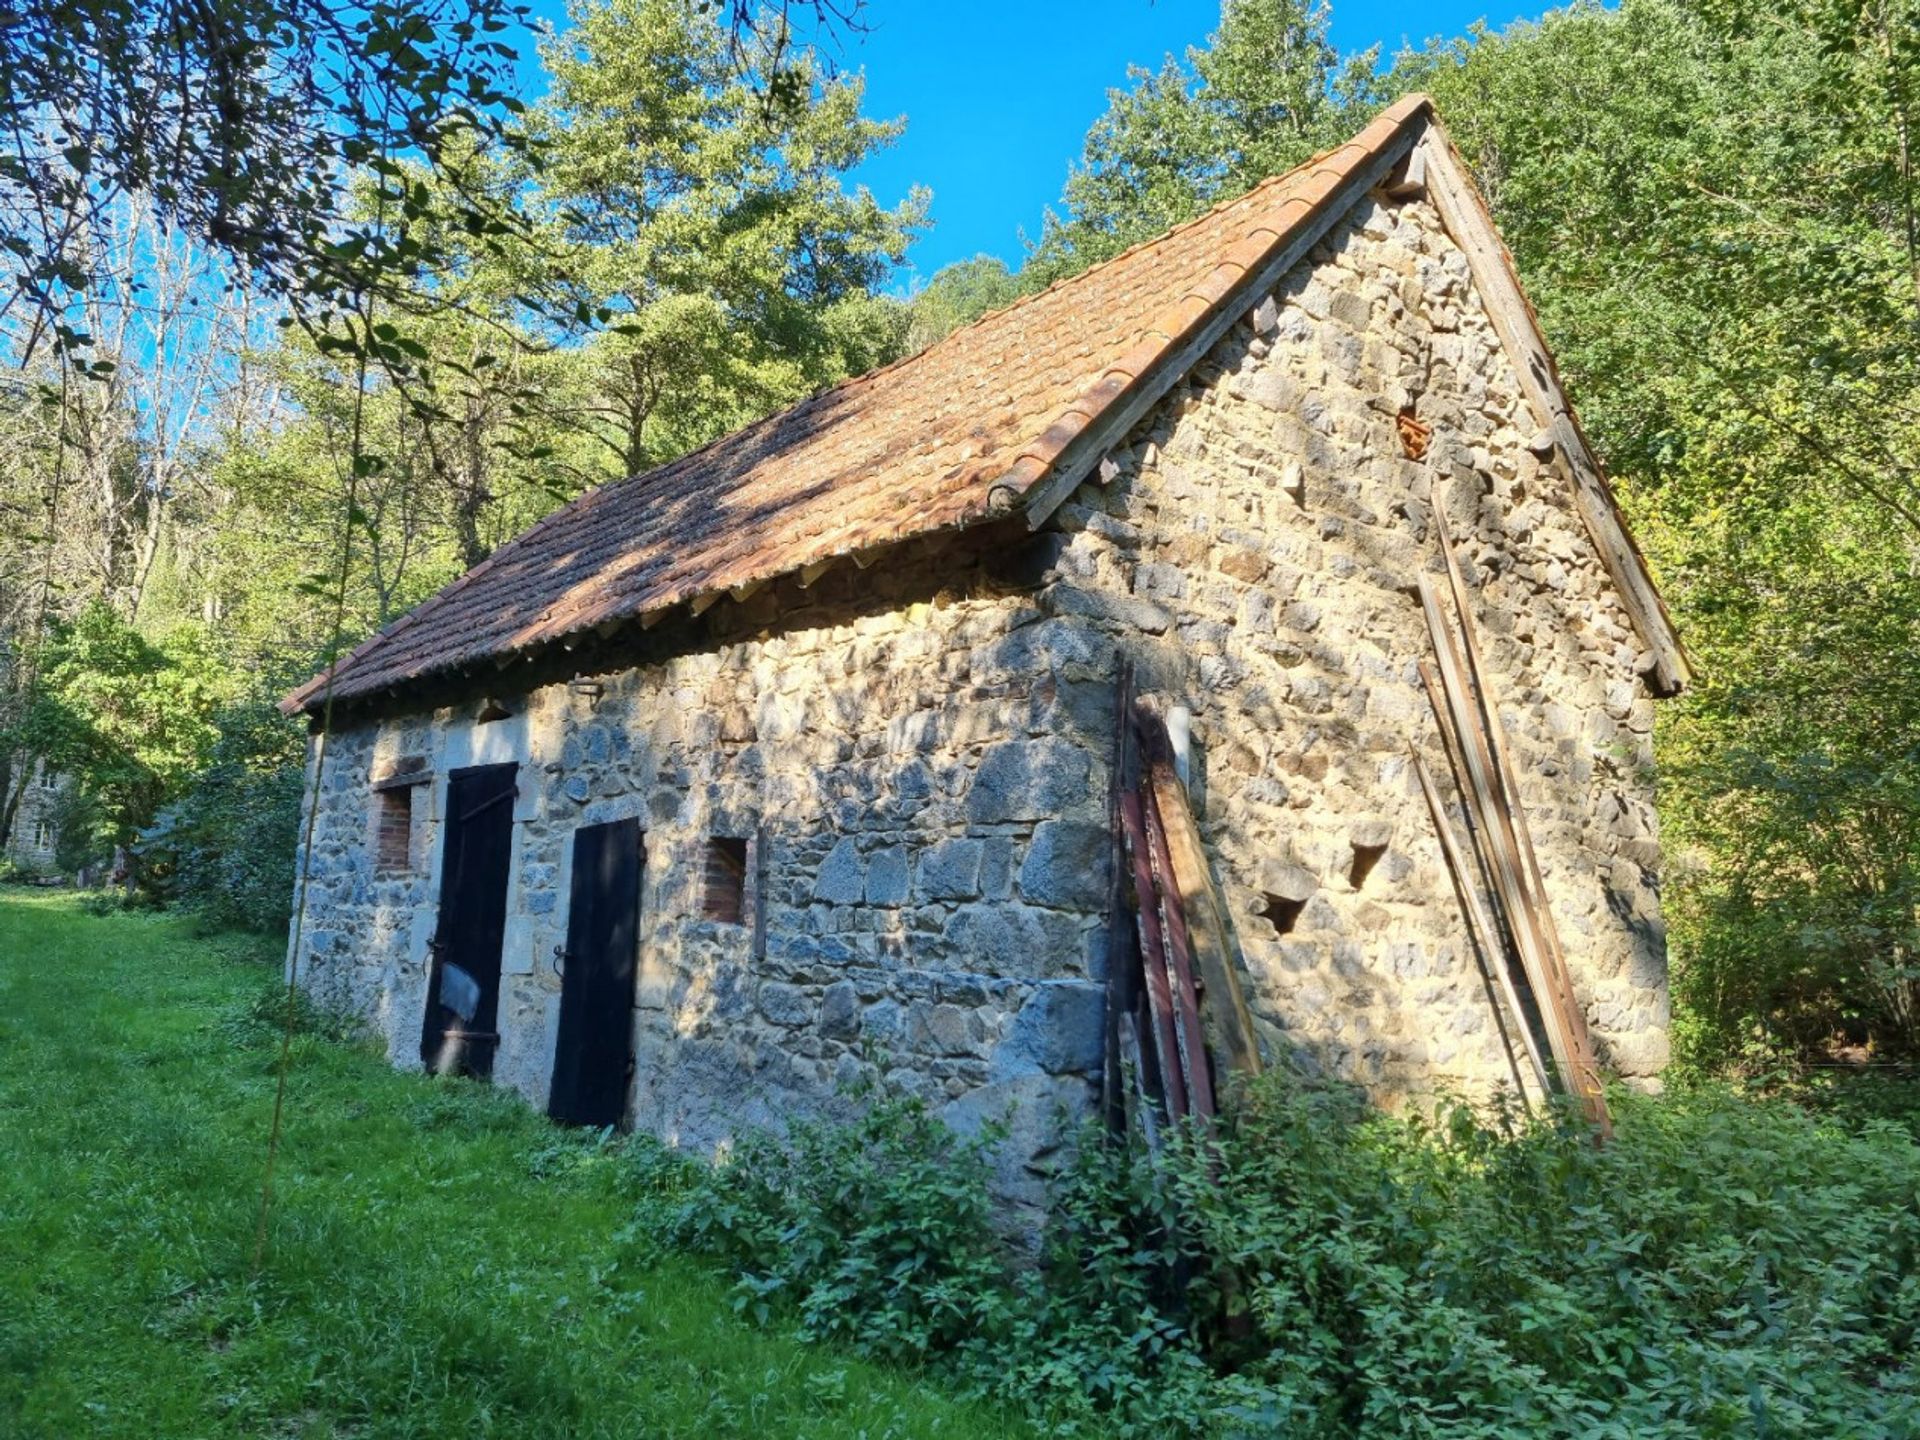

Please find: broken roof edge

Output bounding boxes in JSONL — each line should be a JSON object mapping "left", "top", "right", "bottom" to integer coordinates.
{"left": 281, "top": 91, "right": 1690, "bottom": 716}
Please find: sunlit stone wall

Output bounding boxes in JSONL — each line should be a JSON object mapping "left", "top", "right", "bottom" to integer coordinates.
{"left": 291, "top": 184, "right": 1669, "bottom": 1217}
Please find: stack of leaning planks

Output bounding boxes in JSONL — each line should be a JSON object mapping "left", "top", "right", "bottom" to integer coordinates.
{"left": 1103, "top": 666, "right": 1264, "bottom": 1145}
{"left": 1413, "top": 484, "right": 1613, "bottom": 1138}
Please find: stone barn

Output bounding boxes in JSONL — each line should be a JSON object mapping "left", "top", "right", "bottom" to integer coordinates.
{"left": 282, "top": 96, "right": 1689, "bottom": 1199}
{"left": 3, "top": 760, "right": 67, "bottom": 877}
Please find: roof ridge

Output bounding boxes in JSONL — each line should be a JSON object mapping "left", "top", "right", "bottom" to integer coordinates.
{"left": 908, "top": 171, "right": 1314, "bottom": 359}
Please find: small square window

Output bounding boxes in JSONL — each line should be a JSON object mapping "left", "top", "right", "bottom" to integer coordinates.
{"left": 702, "top": 836, "right": 748, "bottom": 925}
{"left": 376, "top": 788, "right": 414, "bottom": 874}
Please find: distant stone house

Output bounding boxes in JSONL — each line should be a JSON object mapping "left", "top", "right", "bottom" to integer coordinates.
{"left": 281, "top": 97, "right": 1689, "bottom": 1199}
{"left": 4, "top": 760, "right": 67, "bottom": 875}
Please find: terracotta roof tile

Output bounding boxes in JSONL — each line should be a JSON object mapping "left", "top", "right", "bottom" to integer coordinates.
{"left": 284, "top": 95, "right": 1436, "bottom": 713}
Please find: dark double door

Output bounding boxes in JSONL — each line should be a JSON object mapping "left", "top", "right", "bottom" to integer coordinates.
{"left": 548, "top": 818, "right": 644, "bottom": 1127}
{"left": 421, "top": 763, "right": 517, "bottom": 1078}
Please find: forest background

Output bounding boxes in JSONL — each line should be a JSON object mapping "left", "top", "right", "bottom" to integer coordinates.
{"left": 4, "top": 0, "right": 1918, "bottom": 1079}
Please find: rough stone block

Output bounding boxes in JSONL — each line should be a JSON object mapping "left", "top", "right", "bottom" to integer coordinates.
{"left": 1018, "top": 821, "right": 1110, "bottom": 911}
{"left": 759, "top": 982, "right": 813, "bottom": 1028}
{"left": 918, "top": 837, "right": 984, "bottom": 900}
{"left": 942, "top": 902, "right": 1087, "bottom": 979}
{"left": 1042, "top": 584, "right": 1173, "bottom": 635}
{"left": 813, "top": 836, "right": 865, "bottom": 905}
{"left": 967, "top": 738, "right": 1095, "bottom": 824}
{"left": 865, "top": 846, "right": 910, "bottom": 906}
{"left": 501, "top": 914, "right": 535, "bottom": 976}
{"left": 941, "top": 1071, "right": 1092, "bottom": 1214}
{"left": 992, "top": 981, "right": 1105, "bottom": 1077}
{"left": 820, "top": 980, "right": 860, "bottom": 1040}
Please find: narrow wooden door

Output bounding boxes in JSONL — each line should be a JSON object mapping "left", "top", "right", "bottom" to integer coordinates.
{"left": 420, "top": 762, "right": 518, "bottom": 1079}
{"left": 548, "top": 818, "right": 643, "bottom": 1127}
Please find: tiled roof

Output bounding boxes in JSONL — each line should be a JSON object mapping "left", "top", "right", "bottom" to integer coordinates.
{"left": 282, "top": 96, "right": 1444, "bottom": 714}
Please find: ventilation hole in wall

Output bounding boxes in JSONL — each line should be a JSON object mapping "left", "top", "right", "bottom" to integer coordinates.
{"left": 702, "top": 836, "right": 748, "bottom": 925}
{"left": 1257, "top": 894, "right": 1307, "bottom": 937}
{"left": 1348, "top": 842, "right": 1387, "bottom": 891}
{"left": 375, "top": 788, "right": 413, "bottom": 874}
{"left": 1396, "top": 406, "right": 1432, "bottom": 461}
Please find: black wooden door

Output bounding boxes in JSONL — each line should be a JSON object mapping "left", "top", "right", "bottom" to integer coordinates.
{"left": 548, "top": 818, "right": 644, "bottom": 1127}
{"left": 421, "top": 762, "right": 518, "bottom": 1079}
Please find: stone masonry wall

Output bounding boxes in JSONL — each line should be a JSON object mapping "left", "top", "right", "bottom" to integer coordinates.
{"left": 291, "top": 181, "right": 1670, "bottom": 1204}
{"left": 294, "top": 535, "right": 1117, "bottom": 1210}
{"left": 4, "top": 761, "right": 66, "bottom": 875}
{"left": 1037, "top": 185, "right": 1668, "bottom": 1099}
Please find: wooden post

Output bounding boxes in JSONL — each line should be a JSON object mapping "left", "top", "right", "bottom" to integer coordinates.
{"left": 1142, "top": 780, "right": 1218, "bottom": 1122}
{"left": 1118, "top": 783, "right": 1188, "bottom": 1121}
{"left": 1431, "top": 496, "right": 1612, "bottom": 1133}
{"left": 1417, "top": 570, "right": 1612, "bottom": 1137}
{"left": 1101, "top": 661, "right": 1140, "bottom": 1132}
{"left": 1411, "top": 746, "right": 1549, "bottom": 1104}
{"left": 1134, "top": 705, "right": 1265, "bottom": 1080}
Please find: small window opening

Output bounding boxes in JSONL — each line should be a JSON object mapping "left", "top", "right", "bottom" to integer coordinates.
{"left": 376, "top": 788, "right": 414, "bottom": 874}
{"left": 1348, "top": 842, "right": 1387, "bottom": 891}
{"left": 33, "top": 819, "right": 51, "bottom": 848}
{"left": 702, "top": 836, "right": 748, "bottom": 925}
{"left": 1258, "top": 893, "right": 1307, "bottom": 936}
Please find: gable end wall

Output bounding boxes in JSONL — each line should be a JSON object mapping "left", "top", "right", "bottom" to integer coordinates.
{"left": 1038, "top": 185, "right": 1668, "bottom": 1095}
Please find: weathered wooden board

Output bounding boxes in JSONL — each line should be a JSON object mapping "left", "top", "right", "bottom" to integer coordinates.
{"left": 1410, "top": 745, "right": 1549, "bottom": 1103}
{"left": 1142, "top": 780, "right": 1218, "bottom": 1122}
{"left": 1416, "top": 127, "right": 1691, "bottom": 697}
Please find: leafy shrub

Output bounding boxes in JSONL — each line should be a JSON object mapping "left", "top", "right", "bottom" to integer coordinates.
{"left": 629, "top": 1088, "right": 1014, "bottom": 1362}
{"left": 219, "top": 974, "right": 365, "bottom": 1049}
{"left": 139, "top": 695, "right": 305, "bottom": 932}
{"left": 637, "top": 1076, "right": 1920, "bottom": 1438}
{"left": 1171, "top": 1083, "right": 1920, "bottom": 1437}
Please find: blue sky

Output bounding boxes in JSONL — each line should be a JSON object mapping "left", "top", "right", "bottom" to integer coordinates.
{"left": 837, "top": 1, "right": 1537, "bottom": 287}
{"left": 523, "top": 2, "right": 1543, "bottom": 287}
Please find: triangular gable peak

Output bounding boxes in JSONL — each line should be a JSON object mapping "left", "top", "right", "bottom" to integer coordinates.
{"left": 284, "top": 95, "right": 1688, "bottom": 716}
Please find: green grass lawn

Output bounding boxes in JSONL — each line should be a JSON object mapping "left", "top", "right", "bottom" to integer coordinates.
{"left": 0, "top": 891, "right": 1033, "bottom": 1440}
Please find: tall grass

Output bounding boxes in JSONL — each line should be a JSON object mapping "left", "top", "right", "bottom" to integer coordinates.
{"left": 0, "top": 891, "right": 1030, "bottom": 1440}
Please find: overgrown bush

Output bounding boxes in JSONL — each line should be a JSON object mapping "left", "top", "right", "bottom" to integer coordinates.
{"left": 627, "top": 1088, "right": 1015, "bottom": 1361}
{"left": 632, "top": 1077, "right": 1920, "bottom": 1438}
{"left": 139, "top": 696, "right": 305, "bottom": 932}
{"left": 219, "top": 973, "right": 366, "bottom": 1049}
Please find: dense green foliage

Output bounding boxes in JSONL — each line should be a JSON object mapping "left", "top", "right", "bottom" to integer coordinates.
{"left": 1398, "top": 0, "right": 1920, "bottom": 1068}
{"left": 901, "top": 255, "right": 1022, "bottom": 352}
{"left": 140, "top": 698, "right": 309, "bottom": 932}
{"left": 0, "top": 892, "right": 1029, "bottom": 1439}
{"left": 638, "top": 1074, "right": 1920, "bottom": 1439}
{"left": 0, "top": 0, "right": 921, "bottom": 919}
{"left": 1025, "top": 0, "right": 1379, "bottom": 284}
{"left": 14, "top": 603, "right": 229, "bottom": 858}
{"left": 0, "top": 0, "right": 536, "bottom": 356}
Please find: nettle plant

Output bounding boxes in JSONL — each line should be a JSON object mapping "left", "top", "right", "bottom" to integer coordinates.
{"left": 625, "top": 1074, "right": 1920, "bottom": 1439}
